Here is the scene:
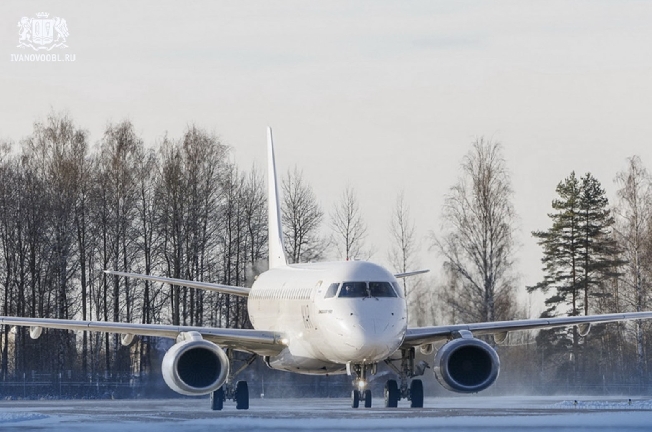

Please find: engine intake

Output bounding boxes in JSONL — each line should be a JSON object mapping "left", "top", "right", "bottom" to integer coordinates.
{"left": 433, "top": 337, "right": 500, "bottom": 393}
{"left": 162, "top": 334, "right": 229, "bottom": 396}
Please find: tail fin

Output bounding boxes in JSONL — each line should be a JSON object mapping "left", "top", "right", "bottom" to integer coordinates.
{"left": 267, "top": 127, "right": 288, "bottom": 268}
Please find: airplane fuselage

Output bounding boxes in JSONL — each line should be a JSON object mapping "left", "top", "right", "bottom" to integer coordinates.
{"left": 247, "top": 260, "right": 407, "bottom": 374}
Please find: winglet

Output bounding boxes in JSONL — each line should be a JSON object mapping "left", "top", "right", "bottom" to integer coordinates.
{"left": 267, "top": 127, "right": 288, "bottom": 268}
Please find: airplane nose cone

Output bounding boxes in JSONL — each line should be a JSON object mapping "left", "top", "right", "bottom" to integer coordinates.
{"left": 322, "top": 299, "right": 407, "bottom": 364}
{"left": 341, "top": 319, "right": 394, "bottom": 361}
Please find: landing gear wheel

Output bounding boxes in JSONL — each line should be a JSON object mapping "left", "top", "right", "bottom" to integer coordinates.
{"left": 384, "top": 380, "right": 399, "bottom": 408}
{"left": 410, "top": 379, "right": 423, "bottom": 408}
{"left": 235, "top": 381, "right": 249, "bottom": 410}
{"left": 351, "top": 390, "right": 360, "bottom": 408}
{"left": 363, "top": 389, "right": 372, "bottom": 408}
{"left": 211, "top": 387, "right": 224, "bottom": 411}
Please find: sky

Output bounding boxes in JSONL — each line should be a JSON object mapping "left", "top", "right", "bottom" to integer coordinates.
{"left": 2, "top": 1, "right": 652, "bottom": 317}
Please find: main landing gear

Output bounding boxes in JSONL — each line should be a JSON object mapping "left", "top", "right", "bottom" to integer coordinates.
{"left": 383, "top": 347, "right": 428, "bottom": 408}
{"left": 210, "top": 350, "right": 256, "bottom": 411}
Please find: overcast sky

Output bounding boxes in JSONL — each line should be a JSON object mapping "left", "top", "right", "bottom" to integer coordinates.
{"left": 2, "top": 1, "right": 652, "bottom": 315}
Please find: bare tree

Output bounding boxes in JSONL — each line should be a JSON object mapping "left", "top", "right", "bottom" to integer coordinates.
{"left": 330, "top": 186, "right": 367, "bottom": 260}
{"left": 388, "top": 191, "right": 427, "bottom": 325}
{"left": 22, "top": 112, "right": 89, "bottom": 374}
{"left": 132, "top": 148, "right": 161, "bottom": 375}
{"left": 70, "top": 129, "right": 93, "bottom": 376}
{"left": 242, "top": 167, "right": 267, "bottom": 270}
{"left": 281, "top": 167, "right": 326, "bottom": 264}
{"left": 432, "top": 138, "right": 518, "bottom": 324}
{"left": 157, "top": 126, "right": 227, "bottom": 327}
{"left": 614, "top": 155, "right": 652, "bottom": 380}
{"left": 95, "top": 120, "right": 143, "bottom": 373}
{"left": 216, "top": 163, "right": 257, "bottom": 328}
{"left": 0, "top": 142, "right": 18, "bottom": 379}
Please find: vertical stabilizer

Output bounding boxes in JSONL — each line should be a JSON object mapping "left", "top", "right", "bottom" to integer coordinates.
{"left": 267, "top": 127, "right": 288, "bottom": 268}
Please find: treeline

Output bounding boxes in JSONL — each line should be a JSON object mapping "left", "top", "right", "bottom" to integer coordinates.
{"left": 529, "top": 160, "right": 652, "bottom": 389}
{"left": 433, "top": 139, "right": 652, "bottom": 390}
{"left": 0, "top": 113, "right": 268, "bottom": 381}
{"left": 2, "top": 111, "right": 652, "bottom": 395}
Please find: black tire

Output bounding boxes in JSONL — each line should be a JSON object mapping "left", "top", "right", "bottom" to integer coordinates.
{"left": 384, "top": 380, "right": 399, "bottom": 408}
{"left": 363, "top": 389, "right": 372, "bottom": 408}
{"left": 235, "top": 381, "right": 249, "bottom": 410}
{"left": 211, "top": 387, "right": 224, "bottom": 411}
{"left": 351, "top": 390, "right": 360, "bottom": 408}
{"left": 410, "top": 379, "right": 424, "bottom": 408}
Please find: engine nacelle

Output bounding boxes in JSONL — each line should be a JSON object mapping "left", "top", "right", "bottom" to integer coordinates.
{"left": 161, "top": 334, "right": 229, "bottom": 396}
{"left": 433, "top": 337, "right": 500, "bottom": 393}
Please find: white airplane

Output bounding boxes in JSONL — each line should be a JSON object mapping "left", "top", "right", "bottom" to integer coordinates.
{"left": 2, "top": 127, "right": 652, "bottom": 410}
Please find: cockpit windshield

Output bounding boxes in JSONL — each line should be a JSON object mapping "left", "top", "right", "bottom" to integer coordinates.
{"left": 339, "top": 282, "right": 368, "bottom": 298}
{"left": 369, "top": 281, "right": 397, "bottom": 297}
{"left": 334, "top": 281, "right": 398, "bottom": 298}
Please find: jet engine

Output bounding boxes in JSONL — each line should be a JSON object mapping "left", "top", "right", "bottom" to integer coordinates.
{"left": 161, "top": 332, "right": 229, "bottom": 396}
{"left": 433, "top": 336, "right": 500, "bottom": 393}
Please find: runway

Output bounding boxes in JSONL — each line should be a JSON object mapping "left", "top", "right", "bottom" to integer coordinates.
{"left": 2, "top": 396, "right": 652, "bottom": 431}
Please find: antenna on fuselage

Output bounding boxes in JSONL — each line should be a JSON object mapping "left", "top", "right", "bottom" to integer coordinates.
{"left": 267, "top": 127, "right": 288, "bottom": 269}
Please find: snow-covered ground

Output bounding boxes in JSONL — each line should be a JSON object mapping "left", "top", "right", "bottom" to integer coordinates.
{"left": 2, "top": 396, "right": 652, "bottom": 431}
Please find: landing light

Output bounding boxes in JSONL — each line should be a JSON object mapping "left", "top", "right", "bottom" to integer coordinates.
{"left": 356, "top": 380, "right": 367, "bottom": 390}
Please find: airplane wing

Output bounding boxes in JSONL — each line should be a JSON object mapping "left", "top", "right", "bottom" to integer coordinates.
{"left": 402, "top": 311, "right": 652, "bottom": 347}
{"left": 105, "top": 270, "right": 251, "bottom": 297}
{"left": 0, "top": 316, "right": 284, "bottom": 356}
{"left": 394, "top": 269, "right": 430, "bottom": 279}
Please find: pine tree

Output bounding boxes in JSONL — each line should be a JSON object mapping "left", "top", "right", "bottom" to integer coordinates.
{"left": 578, "top": 173, "right": 623, "bottom": 314}
{"left": 530, "top": 172, "right": 583, "bottom": 317}
{"left": 530, "top": 171, "right": 623, "bottom": 385}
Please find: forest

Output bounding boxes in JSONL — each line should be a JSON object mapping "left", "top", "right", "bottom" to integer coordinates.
{"left": 1, "top": 111, "right": 651, "bottom": 398}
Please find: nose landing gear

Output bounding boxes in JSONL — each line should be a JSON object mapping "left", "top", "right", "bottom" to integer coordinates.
{"left": 348, "top": 351, "right": 427, "bottom": 409}
{"left": 348, "top": 362, "right": 376, "bottom": 408}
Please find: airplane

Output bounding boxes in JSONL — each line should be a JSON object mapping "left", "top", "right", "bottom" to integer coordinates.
{"left": 2, "top": 127, "right": 652, "bottom": 410}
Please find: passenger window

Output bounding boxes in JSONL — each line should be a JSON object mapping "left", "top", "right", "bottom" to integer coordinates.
{"left": 369, "top": 282, "right": 397, "bottom": 298}
{"left": 339, "top": 282, "right": 368, "bottom": 298}
{"left": 324, "top": 283, "right": 339, "bottom": 299}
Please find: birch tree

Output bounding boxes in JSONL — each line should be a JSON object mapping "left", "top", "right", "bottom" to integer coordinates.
{"left": 282, "top": 167, "right": 326, "bottom": 264}
{"left": 22, "top": 113, "right": 89, "bottom": 374}
{"left": 96, "top": 120, "right": 143, "bottom": 373}
{"left": 330, "top": 186, "right": 367, "bottom": 261}
{"left": 432, "top": 138, "right": 517, "bottom": 324}
{"left": 614, "top": 156, "right": 652, "bottom": 380}
{"left": 388, "top": 191, "right": 428, "bottom": 325}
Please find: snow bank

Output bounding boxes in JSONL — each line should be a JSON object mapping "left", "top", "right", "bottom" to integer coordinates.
{"left": 552, "top": 399, "right": 652, "bottom": 410}
{"left": 0, "top": 412, "right": 48, "bottom": 423}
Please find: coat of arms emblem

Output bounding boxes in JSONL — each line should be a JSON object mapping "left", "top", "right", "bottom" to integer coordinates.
{"left": 17, "top": 12, "right": 69, "bottom": 51}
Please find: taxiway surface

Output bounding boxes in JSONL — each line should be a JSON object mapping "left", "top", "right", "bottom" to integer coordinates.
{"left": 2, "top": 396, "right": 652, "bottom": 431}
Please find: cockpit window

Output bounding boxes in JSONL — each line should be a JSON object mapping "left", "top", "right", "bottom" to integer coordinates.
{"left": 336, "top": 281, "right": 399, "bottom": 298}
{"left": 324, "top": 283, "right": 339, "bottom": 299}
{"left": 391, "top": 281, "right": 405, "bottom": 298}
{"left": 369, "top": 281, "right": 397, "bottom": 298}
{"left": 338, "top": 282, "right": 368, "bottom": 298}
